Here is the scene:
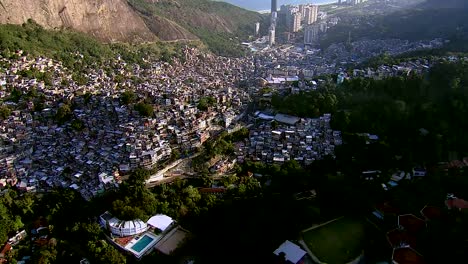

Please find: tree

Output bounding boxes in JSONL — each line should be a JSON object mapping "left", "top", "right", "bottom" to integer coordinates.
{"left": 0, "top": 105, "right": 11, "bottom": 120}
{"left": 33, "top": 249, "right": 57, "bottom": 264}
{"left": 71, "top": 222, "right": 102, "bottom": 242}
{"left": 70, "top": 119, "right": 85, "bottom": 131}
{"left": 120, "top": 91, "right": 136, "bottom": 105}
{"left": 55, "top": 104, "right": 72, "bottom": 123}
{"left": 171, "top": 149, "right": 181, "bottom": 160}
{"left": 197, "top": 97, "right": 216, "bottom": 111}
{"left": 134, "top": 102, "right": 153, "bottom": 117}
{"left": 88, "top": 240, "right": 126, "bottom": 264}
{"left": 14, "top": 194, "right": 35, "bottom": 216}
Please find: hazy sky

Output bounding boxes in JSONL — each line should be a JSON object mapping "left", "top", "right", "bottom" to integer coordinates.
{"left": 220, "top": 0, "right": 337, "bottom": 11}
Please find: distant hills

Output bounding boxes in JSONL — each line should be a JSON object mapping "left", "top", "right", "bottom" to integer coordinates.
{"left": 422, "top": 0, "right": 468, "bottom": 9}
{"left": 220, "top": 0, "right": 336, "bottom": 11}
{"left": 321, "top": 0, "right": 468, "bottom": 52}
{"left": 0, "top": 0, "right": 264, "bottom": 56}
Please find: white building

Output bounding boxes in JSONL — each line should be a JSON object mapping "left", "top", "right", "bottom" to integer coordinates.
{"left": 274, "top": 240, "right": 307, "bottom": 264}
{"left": 269, "top": 28, "right": 276, "bottom": 46}
{"left": 254, "top": 22, "right": 260, "bottom": 36}
{"left": 292, "top": 12, "right": 302, "bottom": 32}
{"left": 100, "top": 212, "right": 148, "bottom": 237}
{"left": 304, "top": 5, "right": 318, "bottom": 25}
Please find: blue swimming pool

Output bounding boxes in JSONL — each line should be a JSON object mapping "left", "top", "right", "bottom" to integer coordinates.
{"left": 131, "top": 235, "right": 154, "bottom": 252}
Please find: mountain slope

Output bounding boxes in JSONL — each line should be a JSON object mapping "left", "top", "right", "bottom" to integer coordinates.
{"left": 127, "top": 0, "right": 264, "bottom": 56}
{"left": 0, "top": 0, "right": 157, "bottom": 43}
{"left": 0, "top": 0, "right": 263, "bottom": 56}
{"left": 321, "top": 0, "right": 468, "bottom": 51}
{"left": 422, "top": 0, "right": 468, "bottom": 9}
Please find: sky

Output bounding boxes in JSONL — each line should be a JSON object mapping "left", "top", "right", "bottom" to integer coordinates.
{"left": 219, "top": 0, "right": 337, "bottom": 11}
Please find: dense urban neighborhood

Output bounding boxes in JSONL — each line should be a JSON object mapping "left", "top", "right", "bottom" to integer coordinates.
{"left": 1, "top": 0, "right": 468, "bottom": 263}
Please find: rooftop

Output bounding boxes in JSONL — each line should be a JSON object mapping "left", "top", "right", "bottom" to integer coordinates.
{"left": 420, "top": 206, "right": 442, "bottom": 221}
{"left": 392, "top": 247, "right": 425, "bottom": 264}
{"left": 147, "top": 215, "right": 174, "bottom": 232}
{"left": 273, "top": 240, "right": 307, "bottom": 264}
{"left": 398, "top": 214, "right": 425, "bottom": 234}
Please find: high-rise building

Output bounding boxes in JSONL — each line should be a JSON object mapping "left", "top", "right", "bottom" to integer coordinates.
{"left": 279, "top": 4, "right": 289, "bottom": 14}
{"left": 319, "top": 22, "right": 328, "bottom": 33}
{"left": 292, "top": 12, "right": 302, "bottom": 32}
{"left": 254, "top": 22, "right": 260, "bottom": 36}
{"left": 271, "top": 11, "right": 278, "bottom": 23}
{"left": 304, "top": 7, "right": 313, "bottom": 25}
{"left": 350, "top": 0, "right": 368, "bottom": 5}
{"left": 299, "top": 5, "right": 307, "bottom": 18}
{"left": 304, "top": 5, "right": 319, "bottom": 25}
{"left": 269, "top": 27, "right": 276, "bottom": 46}
{"left": 304, "top": 25, "right": 320, "bottom": 45}
{"left": 271, "top": 0, "right": 277, "bottom": 13}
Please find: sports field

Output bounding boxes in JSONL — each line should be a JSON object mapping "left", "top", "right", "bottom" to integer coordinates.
{"left": 302, "top": 217, "right": 365, "bottom": 264}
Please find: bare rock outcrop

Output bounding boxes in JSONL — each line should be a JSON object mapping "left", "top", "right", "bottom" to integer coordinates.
{"left": 0, "top": 0, "right": 157, "bottom": 43}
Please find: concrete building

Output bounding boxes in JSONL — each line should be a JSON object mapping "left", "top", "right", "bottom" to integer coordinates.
{"left": 284, "top": 5, "right": 299, "bottom": 32}
{"left": 100, "top": 212, "right": 148, "bottom": 237}
{"left": 351, "top": 0, "right": 368, "bottom": 5}
{"left": 254, "top": 22, "right": 260, "bottom": 36}
{"left": 299, "top": 4, "right": 307, "bottom": 18}
{"left": 292, "top": 12, "right": 302, "bottom": 32}
{"left": 269, "top": 27, "right": 276, "bottom": 46}
{"left": 271, "top": 11, "right": 278, "bottom": 26}
{"left": 304, "top": 5, "right": 319, "bottom": 25}
{"left": 319, "top": 22, "right": 328, "bottom": 33}
{"left": 271, "top": 0, "right": 277, "bottom": 13}
{"left": 304, "top": 25, "right": 320, "bottom": 45}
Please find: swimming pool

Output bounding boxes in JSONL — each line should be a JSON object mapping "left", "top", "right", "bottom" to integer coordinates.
{"left": 131, "top": 235, "right": 155, "bottom": 252}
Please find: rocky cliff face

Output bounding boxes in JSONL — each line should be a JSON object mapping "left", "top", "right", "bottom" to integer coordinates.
{"left": 0, "top": 0, "right": 261, "bottom": 56}
{"left": 0, "top": 0, "right": 157, "bottom": 42}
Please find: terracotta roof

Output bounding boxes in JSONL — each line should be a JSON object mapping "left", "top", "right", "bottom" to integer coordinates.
{"left": 420, "top": 206, "right": 442, "bottom": 221}
{"left": 398, "top": 214, "right": 426, "bottom": 234}
{"left": 376, "top": 202, "right": 400, "bottom": 215}
{"left": 387, "top": 229, "right": 417, "bottom": 249}
{"left": 0, "top": 243, "right": 12, "bottom": 256}
{"left": 114, "top": 236, "right": 133, "bottom": 247}
{"left": 446, "top": 198, "right": 468, "bottom": 210}
{"left": 392, "top": 247, "right": 425, "bottom": 264}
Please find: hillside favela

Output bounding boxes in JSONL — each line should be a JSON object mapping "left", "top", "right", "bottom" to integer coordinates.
{"left": 0, "top": 0, "right": 468, "bottom": 263}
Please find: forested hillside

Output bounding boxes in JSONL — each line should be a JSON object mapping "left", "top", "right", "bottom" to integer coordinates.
{"left": 321, "top": 1, "right": 468, "bottom": 52}
{"left": 273, "top": 61, "right": 468, "bottom": 165}
{"left": 128, "top": 0, "right": 264, "bottom": 56}
{"left": 0, "top": 20, "right": 197, "bottom": 69}
{"left": 0, "top": 0, "right": 264, "bottom": 57}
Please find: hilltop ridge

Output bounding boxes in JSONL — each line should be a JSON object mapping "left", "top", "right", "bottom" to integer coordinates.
{"left": 0, "top": 0, "right": 157, "bottom": 43}
{"left": 0, "top": 0, "right": 263, "bottom": 56}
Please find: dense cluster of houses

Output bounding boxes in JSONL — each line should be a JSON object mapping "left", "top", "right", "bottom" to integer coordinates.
{"left": 344, "top": 55, "right": 468, "bottom": 81}
{"left": 253, "top": 38, "right": 448, "bottom": 80}
{"left": 0, "top": 47, "right": 254, "bottom": 199}
{"left": 236, "top": 113, "right": 341, "bottom": 165}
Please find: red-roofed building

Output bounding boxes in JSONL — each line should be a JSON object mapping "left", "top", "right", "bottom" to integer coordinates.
{"left": 398, "top": 214, "right": 426, "bottom": 234}
{"left": 0, "top": 243, "right": 12, "bottom": 262}
{"left": 392, "top": 247, "right": 425, "bottom": 264}
{"left": 462, "top": 157, "right": 468, "bottom": 166}
{"left": 420, "top": 206, "right": 442, "bottom": 221}
{"left": 387, "top": 229, "right": 418, "bottom": 249}
{"left": 114, "top": 236, "right": 134, "bottom": 247}
{"left": 376, "top": 202, "right": 400, "bottom": 216}
{"left": 446, "top": 198, "right": 468, "bottom": 211}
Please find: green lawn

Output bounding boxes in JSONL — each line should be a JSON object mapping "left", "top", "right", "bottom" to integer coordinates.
{"left": 302, "top": 217, "right": 365, "bottom": 264}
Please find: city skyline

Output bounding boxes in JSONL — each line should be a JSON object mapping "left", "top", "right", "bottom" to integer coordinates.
{"left": 221, "top": 0, "right": 336, "bottom": 11}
